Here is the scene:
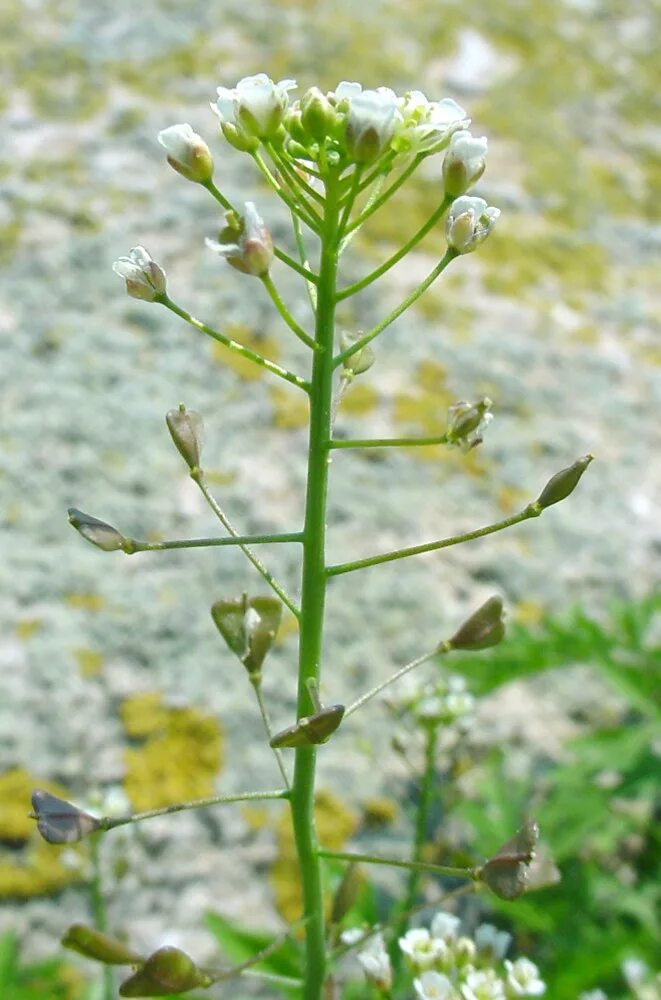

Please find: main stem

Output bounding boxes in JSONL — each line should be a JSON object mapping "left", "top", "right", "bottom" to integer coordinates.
{"left": 290, "top": 173, "right": 340, "bottom": 1000}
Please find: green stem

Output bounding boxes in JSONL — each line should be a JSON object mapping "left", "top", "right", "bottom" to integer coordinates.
{"left": 344, "top": 648, "right": 441, "bottom": 718}
{"left": 161, "top": 296, "right": 309, "bottom": 391}
{"left": 252, "top": 680, "right": 291, "bottom": 790}
{"left": 337, "top": 195, "right": 452, "bottom": 300}
{"left": 103, "top": 789, "right": 288, "bottom": 831}
{"left": 291, "top": 211, "right": 318, "bottom": 310}
{"left": 89, "top": 835, "right": 113, "bottom": 1000}
{"left": 317, "top": 847, "right": 472, "bottom": 880}
{"left": 404, "top": 725, "right": 439, "bottom": 911}
{"left": 202, "top": 178, "right": 234, "bottom": 212}
{"left": 192, "top": 471, "right": 301, "bottom": 617}
{"left": 253, "top": 150, "right": 321, "bottom": 233}
{"left": 329, "top": 435, "right": 448, "bottom": 450}
{"left": 124, "top": 532, "right": 304, "bottom": 553}
{"left": 327, "top": 503, "right": 542, "bottom": 577}
{"left": 266, "top": 141, "right": 326, "bottom": 207}
{"left": 290, "top": 170, "right": 342, "bottom": 1000}
{"left": 260, "top": 273, "right": 318, "bottom": 350}
{"left": 338, "top": 165, "right": 363, "bottom": 237}
{"left": 333, "top": 249, "right": 458, "bottom": 369}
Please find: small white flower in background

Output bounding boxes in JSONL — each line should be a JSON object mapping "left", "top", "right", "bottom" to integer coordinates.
{"left": 475, "top": 923, "right": 512, "bottom": 962}
{"left": 578, "top": 991, "right": 608, "bottom": 1000}
{"left": 213, "top": 73, "right": 296, "bottom": 141}
{"left": 504, "top": 957, "right": 546, "bottom": 996}
{"left": 396, "top": 92, "right": 470, "bottom": 154}
{"left": 442, "top": 130, "right": 489, "bottom": 197}
{"left": 357, "top": 931, "right": 392, "bottom": 992}
{"left": 112, "top": 247, "right": 167, "bottom": 302}
{"left": 461, "top": 967, "right": 506, "bottom": 1000}
{"left": 206, "top": 202, "right": 274, "bottom": 277}
{"left": 445, "top": 196, "right": 500, "bottom": 255}
{"left": 335, "top": 81, "right": 402, "bottom": 163}
{"left": 622, "top": 958, "right": 649, "bottom": 989}
{"left": 414, "top": 969, "right": 456, "bottom": 999}
{"left": 157, "top": 123, "right": 213, "bottom": 184}
{"left": 431, "top": 911, "right": 462, "bottom": 944}
{"left": 399, "top": 928, "right": 450, "bottom": 971}
{"left": 340, "top": 927, "right": 365, "bottom": 946}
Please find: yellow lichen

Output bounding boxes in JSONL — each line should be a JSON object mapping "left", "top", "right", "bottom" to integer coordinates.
{"left": 341, "top": 383, "right": 379, "bottom": 416}
{"left": 270, "top": 386, "right": 310, "bottom": 429}
{"left": 72, "top": 647, "right": 104, "bottom": 679}
{"left": 211, "top": 325, "right": 282, "bottom": 381}
{"left": 122, "top": 696, "right": 224, "bottom": 811}
{"left": 15, "top": 619, "right": 43, "bottom": 641}
{"left": 360, "top": 796, "right": 400, "bottom": 828}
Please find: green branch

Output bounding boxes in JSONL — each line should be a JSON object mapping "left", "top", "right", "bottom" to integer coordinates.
{"left": 329, "top": 435, "right": 448, "bottom": 450}
{"left": 327, "top": 504, "right": 542, "bottom": 577}
{"left": 260, "top": 273, "right": 318, "bottom": 350}
{"left": 102, "top": 789, "right": 289, "bottom": 831}
{"left": 123, "top": 533, "right": 304, "bottom": 554}
{"left": 161, "top": 296, "right": 309, "bottom": 392}
{"left": 317, "top": 847, "right": 475, "bottom": 881}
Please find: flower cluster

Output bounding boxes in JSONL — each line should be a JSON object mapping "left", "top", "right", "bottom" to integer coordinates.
{"left": 347, "top": 911, "right": 545, "bottom": 998}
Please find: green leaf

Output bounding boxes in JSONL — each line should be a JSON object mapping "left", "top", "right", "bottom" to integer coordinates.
{"left": 205, "top": 912, "right": 302, "bottom": 985}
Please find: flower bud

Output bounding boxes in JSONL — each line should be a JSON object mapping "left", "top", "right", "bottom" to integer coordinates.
{"left": 119, "top": 947, "right": 211, "bottom": 997}
{"left": 448, "top": 596, "right": 505, "bottom": 651}
{"left": 62, "top": 925, "right": 142, "bottom": 965}
{"left": 68, "top": 508, "right": 127, "bottom": 552}
{"left": 342, "top": 85, "right": 401, "bottom": 163}
{"left": 442, "top": 130, "right": 488, "bottom": 197}
{"left": 446, "top": 396, "right": 492, "bottom": 452}
{"left": 300, "top": 86, "right": 335, "bottom": 142}
{"left": 219, "top": 120, "right": 259, "bottom": 153}
{"left": 535, "top": 454, "right": 593, "bottom": 510}
{"left": 445, "top": 196, "right": 500, "bottom": 255}
{"left": 357, "top": 931, "right": 392, "bottom": 992}
{"left": 340, "top": 330, "right": 376, "bottom": 376}
{"left": 479, "top": 820, "right": 539, "bottom": 901}
{"left": 112, "top": 247, "right": 166, "bottom": 302}
{"left": 30, "top": 789, "right": 100, "bottom": 844}
{"left": 270, "top": 704, "right": 345, "bottom": 748}
{"left": 211, "top": 595, "right": 282, "bottom": 681}
{"left": 205, "top": 202, "right": 274, "bottom": 276}
{"left": 157, "top": 123, "right": 213, "bottom": 184}
{"left": 165, "top": 404, "right": 204, "bottom": 470}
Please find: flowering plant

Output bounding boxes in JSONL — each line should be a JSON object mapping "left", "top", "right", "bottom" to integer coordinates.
{"left": 32, "top": 73, "right": 593, "bottom": 999}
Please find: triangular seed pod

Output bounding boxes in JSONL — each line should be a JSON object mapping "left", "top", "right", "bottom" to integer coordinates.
{"left": 479, "top": 819, "right": 539, "bottom": 900}
{"left": 62, "top": 925, "right": 143, "bottom": 965}
{"left": 30, "top": 790, "right": 100, "bottom": 844}
{"left": 270, "top": 704, "right": 345, "bottom": 748}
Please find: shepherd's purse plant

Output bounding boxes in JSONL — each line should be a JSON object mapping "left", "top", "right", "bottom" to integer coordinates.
{"left": 30, "top": 74, "right": 594, "bottom": 1000}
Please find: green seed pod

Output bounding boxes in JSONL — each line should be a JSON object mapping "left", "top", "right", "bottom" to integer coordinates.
{"left": 479, "top": 819, "right": 539, "bottom": 901}
{"left": 68, "top": 508, "right": 127, "bottom": 552}
{"left": 30, "top": 790, "right": 100, "bottom": 844}
{"left": 165, "top": 404, "right": 204, "bottom": 470}
{"left": 339, "top": 331, "right": 376, "bottom": 376}
{"left": 211, "top": 595, "right": 282, "bottom": 679}
{"left": 448, "top": 596, "right": 505, "bottom": 651}
{"left": 535, "top": 454, "right": 594, "bottom": 509}
{"left": 330, "top": 862, "right": 363, "bottom": 925}
{"left": 119, "top": 947, "right": 211, "bottom": 997}
{"left": 62, "top": 925, "right": 142, "bottom": 965}
{"left": 270, "top": 704, "right": 345, "bottom": 748}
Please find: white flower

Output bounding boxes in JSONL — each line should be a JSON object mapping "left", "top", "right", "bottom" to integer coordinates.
{"left": 414, "top": 969, "right": 456, "bottom": 999}
{"left": 461, "top": 968, "right": 506, "bottom": 1000}
{"left": 579, "top": 992, "right": 608, "bottom": 1000}
{"left": 212, "top": 73, "right": 296, "bottom": 140}
{"left": 430, "top": 910, "right": 461, "bottom": 942}
{"left": 475, "top": 923, "right": 512, "bottom": 961}
{"left": 442, "top": 130, "right": 489, "bottom": 197}
{"left": 357, "top": 931, "right": 392, "bottom": 991}
{"left": 112, "top": 246, "right": 166, "bottom": 301}
{"left": 335, "top": 81, "right": 402, "bottom": 163}
{"left": 399, "top": 928, "right": 450, "bottom": 971}
{"left": 205, "top": 202, "right": 273, "bottom": 276}
{"left": 445, "top": 196, "right": 500, "bottom": 255}
{"left": 504, "top": 958, "right": 546, "bottom": 996}
{"left": 396, "top": 92, "right": 470, "bottom": 153}
{"left": 340, "top": 927, "right": 365, "bottom": 946}
{"left": 157, "top": 123, "right": 213, "bottom": 183}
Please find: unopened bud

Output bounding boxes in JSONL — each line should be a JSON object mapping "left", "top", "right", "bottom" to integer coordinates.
{"left": 442, "top": 131, "right": 488, "bottom": 197}
{"left": 62, "top": 925, "right": 142, "bottom": 965}
{"left": 219, "top": 120, "right": 259, "bottom": 153}
{"left": 119, "top": 947, "right": 211, "bottom": 997}
{"left": 535, "top": 454, "right": 593, "bottom": 510}
{"left": 479, "top": 820, "right": 539, "bottom": 901}
{"left": 157, "top": 124, "right": 213, "bottom": 184}
{"left": 445, "top": 197, "right": 499, "bottom": 255}
{"left": 270, "top": 704, "right": 345, "bottom": 748}
{"left": 112, "top": 247, "right": 166, "bottom": 302}
{"left": 448, "top": 596, "right": 505, "bottom": 651}
{"left": 342, "top": 86, "right": 400, "bottom": 164}
{"left": 301, "top": 86, "right": 335, "bottom": 141}
{"left": 211, "top": 595, "right": 282, "bottom": 681}
{"left": 68, "top": 508, "right": 127, "bottom": 552}
{"left": 165, "top": 404, "right": 204, "bottom": 470}
{"left": 331, "top": 863, "right": 363, "bottom": 925}
{"left": 340, "top": 331, "right": 376, "bottom": 376}
{"left": 446, "top": 396, "right": 492, "bottom": 451}
{"left": 30, "top": 789, "right": 100, "bottom": 844}
{"left": 205, "top": 202, "right": 274, "bottom": 276}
